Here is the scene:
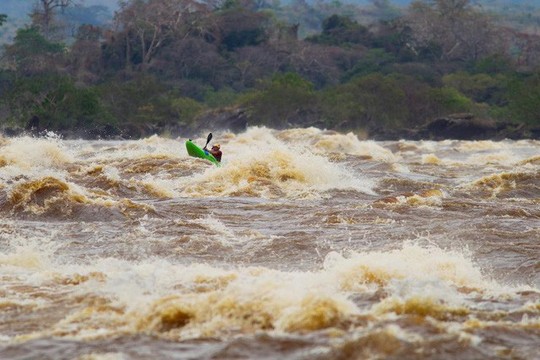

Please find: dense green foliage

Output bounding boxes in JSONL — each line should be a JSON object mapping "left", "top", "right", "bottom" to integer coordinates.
{"left": 504, "top": 74, "right": 540, "bottom": 126}
{"left": 0, "top": 0, "right": 539, "bottom": 138}
{"left": 2, "top": 72, "right": 106, "bottom": 128}
{"left": 241, "top": 73, "right": 317, "bottom": 128}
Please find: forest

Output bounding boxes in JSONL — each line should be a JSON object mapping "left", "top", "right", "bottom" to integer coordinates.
{"left": 1, "top": 0, "right": 540, "bottom": 139}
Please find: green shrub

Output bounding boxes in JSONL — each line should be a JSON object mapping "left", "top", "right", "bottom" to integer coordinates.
{"left": 99, "top": 75, "right": 168, "bottom": 125}
{"left": 241, "top": 72, "right": 316, "bottom": 127}
{"left": 171, "top": 97, "right": 204, "bottom": 126}
{"left": 3, "top": 27, "right": 66, "bottom": 74}
{"left": 442, "top": 71, "right": 508, "bottom": 105}
{"left": 427, "top": 87, "right": 473, "bottom": 116}
{"left": 504, "top": 73, "right": 540, "bottom": 126}
{"left": 342, "top": 49, "right": 396, "bottom": 81}
{"left": 469, "top": 55, "right": 513, "bottom": 75}
{"left": 2, "top": 73, "right": 107, "bottom": 130}
{"left": 203, "top": 87, "right": 240, "bottom": 108}
{"left": 320, "top": 73, "right": 408, "bottom": 130}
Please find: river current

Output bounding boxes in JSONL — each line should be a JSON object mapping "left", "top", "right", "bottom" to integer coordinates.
{"left": 0, "top": 127, "right": 539, "bottom": 359}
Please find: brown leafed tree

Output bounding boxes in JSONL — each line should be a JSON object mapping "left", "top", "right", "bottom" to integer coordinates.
{"left": 153, "top": 37, "right": 226, "bottom": 85}
{"left": 405, "top": 0, "right": 503, "bottom": 62}
{"left": 231, "top": 45, "right": 282, "bottom": 89}
{"left": 500, "top": 28, "right": 540, "bottom": 70}
{"left": 69, "top": 25, "right": 104, "bottom": 83}
{"left": 115, "top": 0, "right": 211, "bottom": 71}
{"left": 288, "top": 42, "right": 356, "bottom": 87}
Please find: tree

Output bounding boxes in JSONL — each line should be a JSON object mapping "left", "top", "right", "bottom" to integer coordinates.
{"left": 505, "top": 30, "right": 540, "bottom": 71}
{"left": 69, "top": 25, "right": 104, "bottom": 83}
{"left": 31, "top": 0, "right": 74, "bottom": 40}
{"left": 342, "top": 48, "right": 395, "bottom": 81}
{"left": 306, "top": 14, "right": 372, "bottom": 47}
{"left": 230, "top": 45, "right": 282, "bottom": 89}
{"left": 442, "top": 71, "right": 508, "bottom": 105}
{"left": 504, "top": 73, "right": 540, "bottom": 126}
{"left": 98, "top": 74, "right": 168, "bottom": 124}
{"left": 0, "top": 14, "right": 7, "bottom": 27}
{"left": 3, "top": 27, "right": 65, "bottom": 75}
{"left": 211, "top": 0, "right": 272, "bottom": 51}
{"left": 319, "top": 74, "right": 409, "bottom": 130}
{"left": 98, "top": 73, "right": 198, "bottom": 129}
{"left": 3, "top": 74, "right": 105, "bottom": 130}
{"left": 241, "top": 72, "right": 316, "bottom": 128}
{"left": 405, "top": 0, "right": 503, "bottom": 62}
{"left": 114, "top": 0, "right": 210, "bottom": 71}
{"left": 427, "top": 86, "right": 473, "bottom": 116}
{"left": 333, "top": 73, "right": 409, "bottom": 129}
{"left": 153, "top": 37, "right": 226, "bottom": 87}
{"left": 288, "top": 42, "right": 351, "bottom": 87}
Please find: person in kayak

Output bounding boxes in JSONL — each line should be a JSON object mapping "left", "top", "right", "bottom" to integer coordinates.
{"left": 204, "top": 143, "right": 222, "bottom": 162}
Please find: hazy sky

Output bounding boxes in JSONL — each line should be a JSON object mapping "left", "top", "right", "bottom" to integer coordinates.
{"left": 1, "top": 0, "right": 118, "bottom": 18}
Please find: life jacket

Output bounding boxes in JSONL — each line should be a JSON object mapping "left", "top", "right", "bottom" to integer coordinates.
{"left": 210, "top": 149, "right": 222, "bottom": 162}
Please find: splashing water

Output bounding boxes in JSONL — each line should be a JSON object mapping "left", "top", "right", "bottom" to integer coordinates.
{"left": 0, "top": 128, "right": 539, "bottom": 359}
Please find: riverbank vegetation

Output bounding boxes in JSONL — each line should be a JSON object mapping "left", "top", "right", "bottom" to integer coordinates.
{"left": 1, "top": 0, "right": 539, "bottom": 139}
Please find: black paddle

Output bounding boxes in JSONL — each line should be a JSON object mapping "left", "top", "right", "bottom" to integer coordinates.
{"left": 203, "top": 132, "right": 212, "bottom": 150}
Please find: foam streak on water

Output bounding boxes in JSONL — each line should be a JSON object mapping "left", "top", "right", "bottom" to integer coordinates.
{"left": 0, "top": 128, "right": 539, "bottom": 359}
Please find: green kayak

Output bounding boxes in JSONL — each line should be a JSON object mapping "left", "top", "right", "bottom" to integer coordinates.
{"left": 185, "top": 139, "right": 220, "bottom": 166}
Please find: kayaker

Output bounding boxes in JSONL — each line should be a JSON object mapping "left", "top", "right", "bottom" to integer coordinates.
{"left": 204, "top": 143, "right": 222, "bottom": 162}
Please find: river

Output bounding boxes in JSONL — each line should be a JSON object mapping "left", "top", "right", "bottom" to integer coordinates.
{"left": 0, "top": 127, "right": 539, "bottom": 359}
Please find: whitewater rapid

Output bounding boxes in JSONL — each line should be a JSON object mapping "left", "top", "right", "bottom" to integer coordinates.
{"left": 0, "top": 127, "right": 539, "bottom": 359}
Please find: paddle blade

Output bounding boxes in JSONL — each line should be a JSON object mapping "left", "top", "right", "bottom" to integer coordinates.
{"left": 204, "top": 133, "right": 213, "bottom": 148}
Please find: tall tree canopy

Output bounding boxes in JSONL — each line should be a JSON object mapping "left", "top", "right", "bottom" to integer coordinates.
{"left": 405, "top": 0, "right": 503, "bottom": 62}
{"left": 31, "top": 0, "right": 75, "bottom": 40}
{"left": 114, "top": 0, "right": 211, "bottom": 70}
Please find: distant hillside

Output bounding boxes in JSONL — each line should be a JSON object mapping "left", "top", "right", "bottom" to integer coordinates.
{"left": 1, "top": 0, "right": 538, "bottom": 45}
